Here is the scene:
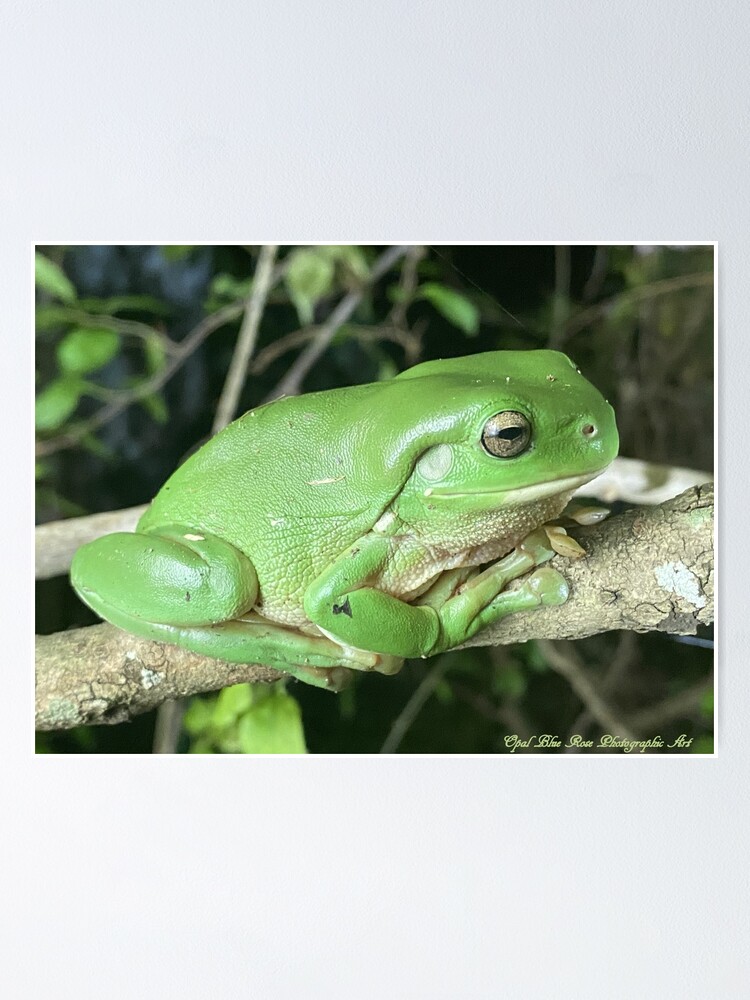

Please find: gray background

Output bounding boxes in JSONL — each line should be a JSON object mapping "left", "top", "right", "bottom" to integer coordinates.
{"left": 8, "top": 1, "right": 746, "bottom": 995}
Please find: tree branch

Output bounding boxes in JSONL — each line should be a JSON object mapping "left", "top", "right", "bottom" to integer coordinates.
{"left": 35, "top": 626, "right": 284, "bottom": 731}
{"left": 458, "top": 482, "right": 713, "bottom": 649}
{"left": 36, "top": 504, "right": 147, "bottom": 580}
{"left": 35, "top": 484, "right": 713, "bottom": 730}
{"left": 211, "top": 244, "right": 278, "bottom": 434}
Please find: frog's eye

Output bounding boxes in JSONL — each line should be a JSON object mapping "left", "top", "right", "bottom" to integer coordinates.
{"left": 481, "top": 411, "right": 532, "bottom": 458}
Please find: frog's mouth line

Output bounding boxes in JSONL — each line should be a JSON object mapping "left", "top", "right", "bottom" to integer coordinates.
{"left": 428, "top": 469, "right": 608, "bottom": 503}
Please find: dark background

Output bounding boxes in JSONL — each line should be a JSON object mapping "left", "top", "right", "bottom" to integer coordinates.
{"left": 35, "top": 244, "right": 714, "bottom": 753}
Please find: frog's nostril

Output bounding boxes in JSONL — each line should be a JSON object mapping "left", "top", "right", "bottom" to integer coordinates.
{"left": 581, "top": 423, "right": 597, "bottom": 438}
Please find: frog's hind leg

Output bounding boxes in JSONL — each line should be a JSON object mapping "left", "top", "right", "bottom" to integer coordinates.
{"left": 97, "top": 611, "right": 395, "bottom": 692}
{"left": 71, "top": 524, "right": 260, "bottom": 629}
{"left": 71, "top": 524, "right": 401, "bottom": 692}
{"left": 183, "top": 614, "right": 402, "bottom": 691}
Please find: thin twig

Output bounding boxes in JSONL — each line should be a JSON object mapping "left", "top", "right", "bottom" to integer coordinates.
{"left": 628, "top": 678, "right": 712, "bottom": 732}
{"left": 152, "top": 698, "right": 188, "bottom": 753}
{"left": 563, "top": 271, "right": 713, "bottom": 340}
{"left": 250, "top": 323, "right": 422, "bottom": 376}
{"left": 211, "top": 244, "right": 278, "bottom": 434}
{"left": 566, "top": 632, "right": 637, "bottom": 743}
{"left": 582, "top": 246, "right": 609, "bottom": 302}
{"left": 388, "top": 245, "right": 426, "bottom": 329}
{"left": 450, "top": 679, "right": 535, "bottom": 745}
{"left": 379, "top": 658, "right": 450, "bottom": 754}
{"left": 549, "top": 245, "right": 571, "bottom": 349}
{"left": 38, "top": 306, "right": 182, "bottom": 355}
{"left": 537, "top": 639, "right": 638, "bottom": 741}
{"left": 267, "top": 244, "right": 409, "bottom": 401}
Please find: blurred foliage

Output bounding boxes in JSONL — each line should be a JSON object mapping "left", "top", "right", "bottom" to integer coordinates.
{"left": 184, "top": 682, "right": 307, "bottom": 754}
{"left": 35, "top": 244, "right": 714, "bottom": 754}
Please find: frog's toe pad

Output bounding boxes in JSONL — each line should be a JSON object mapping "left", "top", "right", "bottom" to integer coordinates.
{"left": 284, "top": 664, "right": 353, "bottom": 692}
{"left": 526, "top": 567, "right": 570, "bottom": 606}
{"left": 516, "top": 528, "right": 556, "bottom": 565}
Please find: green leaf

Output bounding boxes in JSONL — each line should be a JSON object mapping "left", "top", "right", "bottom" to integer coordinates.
{"left": 79, "top": 432, "right": 114, "bottom": 460}
{"left": 35, "top": 304, "right": 79, "bottom": 332}
{"left": 139, "top": 392, "right": 169, "bottom": 424}
{"left": 339, "top": 245, "right": 370, "bottom": 281}
{"left": 183, "top": 696, "right": 214, "bottom": 736}
{"left": 284, "top": 248, "right": 336, "bottom": 324}
{"left": 210, "top": 273, "right": 252, "bottom": 301}
{"left": 377, "top": 357, "right": 399, "bottom": 381}
{"left": 77, "top": 294, "right": 172, "bottom": 316}
{"left": 144, "top": 334, "right": 167, "bottom": 376}
{"left": 318, "top": 245, "right": 370, "bottom": 282}
{"left": 35, "top": 378, "right": 81, "bottom": 431}
{"left": 161, "top": 245, "right": 195, "bottom": 262}
{"left": 492, "top": 665, "right": 527, "bottom": 700}
{"left": 700, "top": 688, "right": 714, "bottom": 718}
{"left": 57, "top": 327, "right": 120, "bottom": 374}
{"left": 524, "top": 642, "right": 549, "bottom": 673}
{"left": 212, "top": 683, "right": 254, "bottom": 730}
{"left": 691, "top": 735, "right": 714, "bottom": 754}
{"left": 35, "top": 252, "right": 77, "bottom": 303}
{"left": 434, "top": 679, "right": 454, "bottom": 705}
{"left": 419, "top": 283, "right": 480, "bottom": 335}
{"left": 237, "top": 690, "right": 307, "bottom": 754}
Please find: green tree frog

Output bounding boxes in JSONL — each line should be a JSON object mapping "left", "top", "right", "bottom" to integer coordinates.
{"left": 71, "top": 351, "right": 618, "bottom": 690}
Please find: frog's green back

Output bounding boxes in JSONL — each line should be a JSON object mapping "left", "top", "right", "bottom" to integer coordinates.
{"left": 137, "top": 378, "right": 440, "bottom": 616}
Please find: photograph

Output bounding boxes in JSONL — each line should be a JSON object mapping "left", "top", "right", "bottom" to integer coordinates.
{"left": 34, "top": 243, "right": 715, "bottom": 754}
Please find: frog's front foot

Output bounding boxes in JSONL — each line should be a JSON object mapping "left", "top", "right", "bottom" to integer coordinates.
{"left": 560, "top": 501, "right": 611, "bottom": 526}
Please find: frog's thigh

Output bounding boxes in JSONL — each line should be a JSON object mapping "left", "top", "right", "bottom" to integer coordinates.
{"left": 71, "top": 524, "right": 259, "bottom": 627}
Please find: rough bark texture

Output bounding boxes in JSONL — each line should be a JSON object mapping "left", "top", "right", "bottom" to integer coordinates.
{"left": 35, "top": 484, "right": 713, "bottom": 731}
{"left": 464, "top": 482, "right": 714, "bottom": 648}
{"left": 35, "top": 627, "right": 283, "bottom": 730}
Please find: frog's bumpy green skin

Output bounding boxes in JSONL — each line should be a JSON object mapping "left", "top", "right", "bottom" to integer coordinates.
{"left": 71, "top": 350, "right": 618, "bottom": 690}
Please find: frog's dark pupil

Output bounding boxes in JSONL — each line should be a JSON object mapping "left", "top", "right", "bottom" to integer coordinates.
{"left": 481, "top": 411, "right": 531, "bottom": 458}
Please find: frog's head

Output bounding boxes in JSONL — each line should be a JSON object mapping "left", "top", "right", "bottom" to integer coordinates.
{"left": 390, "top": 350, "right": 618, "bottom": 519}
